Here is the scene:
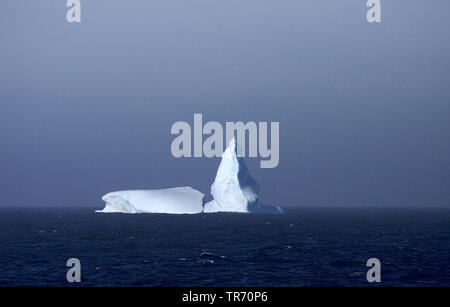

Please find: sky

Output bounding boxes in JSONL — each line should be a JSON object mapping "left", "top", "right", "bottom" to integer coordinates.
{"left": 0, "top": 0, "right": 449, "bottom": 207}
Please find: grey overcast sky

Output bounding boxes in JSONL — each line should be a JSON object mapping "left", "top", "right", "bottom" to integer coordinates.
{"left": 0, "top": 1, "right": 449, "bottom": 207}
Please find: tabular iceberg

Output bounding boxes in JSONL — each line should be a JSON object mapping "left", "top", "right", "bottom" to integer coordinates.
{"left": 97, "top": 138, "right": 283, "bottom": 214}
{"left": 204, "top": 138, "right": 284, "bottom": 214}
{"left": 96, "top": 187, "right": 204, "bottom": 214}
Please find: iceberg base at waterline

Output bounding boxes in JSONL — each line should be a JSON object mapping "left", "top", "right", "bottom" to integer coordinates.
{"left": 96, "top": 187, "right": 205, "bottom": 214}
{"left": 203, "top": 200, "right": 284, "bottom": 214}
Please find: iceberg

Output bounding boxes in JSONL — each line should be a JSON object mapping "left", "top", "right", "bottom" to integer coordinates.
{"left": 204, "top": 138, "right": 284, "bottom": 214}
{"left": 97, "top": 138, "right": 283, "bottom": 214}
{"left": 96, "top": 187, "right": 204, "bottom": 214}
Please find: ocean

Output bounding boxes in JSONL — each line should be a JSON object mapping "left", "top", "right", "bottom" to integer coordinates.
{"left": 0, "top": 207, "right": 449, "bottom": 286}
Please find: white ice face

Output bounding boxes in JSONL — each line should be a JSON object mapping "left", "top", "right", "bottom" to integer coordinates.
{"left": 204, "top": 138, "right": 254, "bottom": 213}
{"left": 96, "top": 187, "right": 204, "bottom": 214}
{"left": 204, "top": 138, "right": 282, "bottom": 214}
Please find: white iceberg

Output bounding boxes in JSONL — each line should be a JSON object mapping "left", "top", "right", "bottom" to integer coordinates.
{"left": 204, "top": 138, "right": 284, "bottom": 214}
{"left": 96, "top": 138, "right": 283, "bottom": 215}
{"left": 96, "top": 187, "right": 204, "bottom": 214}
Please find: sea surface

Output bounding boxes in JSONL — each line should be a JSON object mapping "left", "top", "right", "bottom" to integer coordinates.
{"left": 0, "top": 207, "right": 449, "bottom": 286}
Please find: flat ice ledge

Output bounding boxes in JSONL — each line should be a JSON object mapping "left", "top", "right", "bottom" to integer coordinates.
{"left": 96, "top": 187, "right": 204, "bottom": 214}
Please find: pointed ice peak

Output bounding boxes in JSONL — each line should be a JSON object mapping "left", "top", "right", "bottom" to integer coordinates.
{"left": 203, "top": 137, "right": 256, "bottom": 213}
{"left": 228, "top": 137, "right": 236, "bottom": 151}
{"left": 204, "top": 136, "right": 282, "bottom": 213}
{"left": 222, "top": 136, "right": 237, "bottom": 159}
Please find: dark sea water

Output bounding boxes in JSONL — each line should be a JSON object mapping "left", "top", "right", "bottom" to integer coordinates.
{"left": 0, "top": 207, "right": 449, "bottom": 287}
